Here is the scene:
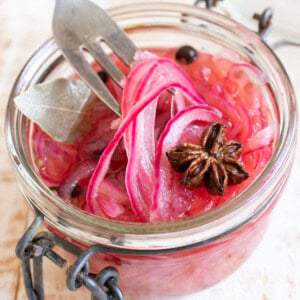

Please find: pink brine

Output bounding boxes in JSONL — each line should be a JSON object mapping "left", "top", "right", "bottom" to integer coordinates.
{"left": 32, "top": 48, "right": 277, "bottom": 223}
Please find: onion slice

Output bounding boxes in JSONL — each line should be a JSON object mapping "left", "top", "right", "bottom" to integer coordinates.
{"left": 88, "top": 180, "right": 129, "bottom": 218}
{"left": 244, "top": 126, "right": 274, "bottom": 154}
{"left": 151, "top": 106, "right": 222, "bottom": 222}
{"left": 59, "top": 159, "right": 97, "bottom": 201}
{"left": 87, "top": 57, "right": 208, "bottom": 220}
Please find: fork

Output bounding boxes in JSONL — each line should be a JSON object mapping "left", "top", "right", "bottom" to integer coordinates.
{"left": 53, "top": 0, "right": 138, "bottom": 117}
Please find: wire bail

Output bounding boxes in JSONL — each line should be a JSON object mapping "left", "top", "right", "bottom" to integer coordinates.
{"left": 15, "top": 209, "right": 123, "bottom": 300}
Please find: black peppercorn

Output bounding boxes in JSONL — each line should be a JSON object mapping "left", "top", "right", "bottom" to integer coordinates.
{"left": 97, "top": 70, "right": 109, "bottom": 83}
{"left": 71, "top": 184, "right": 82, "bottom": 198}
{"left": 92, "top": 148, "right": 103, "bottom": 158}
{"left": 175, "top": 45, "right": 198, "bottom": 65}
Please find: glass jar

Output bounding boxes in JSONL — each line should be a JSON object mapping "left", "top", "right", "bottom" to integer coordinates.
{"left": 5, "top": 2, "right": 297, "bottom": 299}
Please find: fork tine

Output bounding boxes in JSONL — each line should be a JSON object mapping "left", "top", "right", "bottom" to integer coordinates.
{"left": 102, "top": 30, "right": 138, "bottom": 67}
{"left": 53, "top": 0, "right": 138, "bottom": 65}
{"left": 86, "top": 43, "right": 125, "bottom": 87}
{"left": 52, "top": 0, "right": 139, "bottom": 116}
{"left": 63, "top": 49, "right": 121, "bottom": 117}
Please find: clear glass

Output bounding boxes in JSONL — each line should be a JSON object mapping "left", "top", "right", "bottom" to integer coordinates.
{"left": 5, "top": 2, "right": 297, "bottom": 298}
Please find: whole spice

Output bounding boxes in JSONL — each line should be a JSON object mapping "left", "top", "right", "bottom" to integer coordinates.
{"left": 97, "top": 70, "right": 109, "bottom": 83}
{"left": 175, "top": 45, "right": 198, "bottom": 65}
{"left": 166, "top": 122, "right": 249, "bottom": 195}
{"left": 71, "top": 184, "right": 82, "bottom": 198}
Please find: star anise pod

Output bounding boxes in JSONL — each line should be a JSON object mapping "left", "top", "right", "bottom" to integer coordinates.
{"left": 166, "top": 122, "right": 249, "bottom": 195}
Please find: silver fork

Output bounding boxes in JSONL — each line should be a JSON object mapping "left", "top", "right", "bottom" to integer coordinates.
{"left": 53, "top": 0, "right": 138, "bottom": 117}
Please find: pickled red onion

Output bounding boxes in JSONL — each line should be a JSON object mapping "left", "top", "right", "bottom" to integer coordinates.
{"left": 88, "top": 180, "right": 129, "bottom": 218}
{"left": 151, "top": 106, "right": 222, "bottom": 222}
{"left": 244, "top": 126, "right": 274, "bottom": 154}
{"left": 123, "top": 60, "right": 160, "bottom": 216}
{"left": 59, "top": 159, "right": 97, "bottom": 201}
{"left": 28, "top": 48, "right": 277, "bottom": 223}
{"left": 87, "top": 57, "right": 207, "bottom": 220}
{"left": 34, "top": 128, "right": 77, "bottom": 185}
{"left": 226, "top": 63, "right": 269, "bottom": 89}
{"left": 83, "top": 53, "right": 276, "bottom": 222}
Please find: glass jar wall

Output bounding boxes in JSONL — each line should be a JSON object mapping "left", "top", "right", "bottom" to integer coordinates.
{"left": 5, "top": 3, "right": 297, "bottom": 298}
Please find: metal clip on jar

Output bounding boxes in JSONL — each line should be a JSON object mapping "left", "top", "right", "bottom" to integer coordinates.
{"left": 5, "top": 1, "right": 297, "bottom": 299}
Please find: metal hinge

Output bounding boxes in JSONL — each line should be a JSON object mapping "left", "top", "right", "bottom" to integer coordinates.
{"left": 15, "top": 209, "right": 123, "bottom": 300}
{"left": 194, "top": 1, "right": 273, "bottom": 40}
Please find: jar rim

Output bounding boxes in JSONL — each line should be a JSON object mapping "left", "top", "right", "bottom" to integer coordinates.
{"left": 5, "top": 2, "right": 297, "bottom": 251}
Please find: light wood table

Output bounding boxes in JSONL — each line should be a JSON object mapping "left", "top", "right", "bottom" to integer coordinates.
{"left": 0, "top": 1, "right": 299, "bottom": 299}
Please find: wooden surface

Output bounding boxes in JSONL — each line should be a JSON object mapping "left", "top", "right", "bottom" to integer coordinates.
{"left": 0, "top": 0, "right": 299, "bottom": 299}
